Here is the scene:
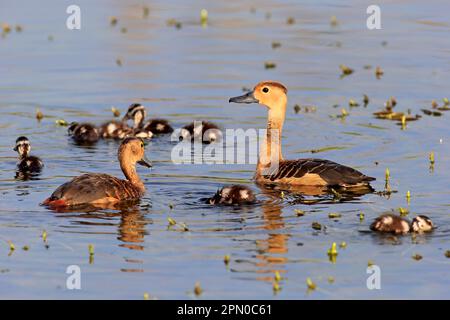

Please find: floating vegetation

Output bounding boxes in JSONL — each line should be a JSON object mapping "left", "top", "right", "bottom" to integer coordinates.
{"left": 55, "top": 119, "right": 69, "bottom": 126}
{"left": 42, "top": 230, "right": 47, "bottom": 242}
{"left": 194, "top": 282, "right": 203, "bottom": 296}
{"left": 111, "top": 107, "right": 120, "bottom": 117}
{"left": 412, "top": 254, "right": 423, "bottom": 261}
{"left": 274, "top": 271, "right": 282, "bottom": 282}
{"left": 327, "top": 242, "right": 338, "bottom": 257}
{"left": 398, "top": 207, "right": 409, "bottom": 216}
{"left": 406, "top": 190, "right": 411, "bottom": 205}
{"left": 339, "top": 64, "right": 353, "bottom": 76}
{"left": 143, "top": 6, "right": 150, "bottom": 18}
{"left": 429, "top": 151, "right": 435, "bottom": 165}
{"left": 339, "top": 242, "right": 347, "bottom": 249}
{"left": 167, "top": 217, "right": 188, "bottom": 232}
{"left": 200, "top": 9, "right": 208, "bottom": 27}
{"left": 168, "top": 217, "right": 177, "bottom": 226}
{"left": 116, "top": 58, "right": 122, "bottom": 66}
{"left": 293, "top": 104, "right": 317, "bottom": 114}
{"left": 375, "top": 66, "right": 384, "bottom": 79}
{"left": 312, "top": 222, "right": 322, "bottom": 230}
{"left": 349, "top": 99, "right": 359, "bottom": 107}
{"left": 22, "top": 245, "right": 29, "bottom": 251}
{"left": 110, "top": 16, "right": 118, "bottom": 26}
{"left": 293, "top": 104, "right": 301, "bottom": 114}
{"left": 48, "top": 35, "right": 54, "bottom": 42}
{"left": 264, "top": 62, "right": 276, "bottom": 69}
{"left": 363, "top": 94, "right": 369, "bottom": 107}
{"left": 286, "top": 17, "right": 296, "bottom": 25}
{"left": 88, "top": 244, "right": 94, "bottom": 256}
{"left": 273, "top": 281, "right": 281, "bottom": 293}
{"left": 223, "top": 255, "right": 230, "bottom": 265}
{"left": 295, "top": 209, "right": 305, "bottom": 216}
{"left": 330, "top": 16, "right": 338, "bottom": 27}
{"left": 328, "top": 212, "right": 342, "bottom": 219}
{"left": 2, "top": 23, "right": 11, "bottom": 34}
{"left": 422, "top": 109, "right": 442, "bottom": 116}
{"left": 271, "top": 41, "right": 281, "bottom": 49}
{"left": 166, "top": 19, "right": 182, "bottom": 29}
{"left": 8, "top": 241, "right": 15, "bottom": 251}
{"left": 328, "top": 276, "right": 335, "bottom": 284}
{"left": 368, "top": 260, "right": 374, "bottom": 267}
{"left": 359, "top": 212, "right": 365, "bottom": 221}
{"left": 306, "top": 277, "right": 316, "bottom": 290}
{"left": 336, "top": 108, "right": 348, "bottom": 119}
{"left": 120, "top": 27, "right": 128, "bottom": 34}
{"left": 445, "top": 250, "right": 450, "bottom": 258}
{"left": 36, "top": 108, "right": 43, "bottom": 121}
{"left": 143, "top": 292, "right": 150, "bottom": 300}
{"left": 15, "top": 25, "right": 23, "bottom": 32}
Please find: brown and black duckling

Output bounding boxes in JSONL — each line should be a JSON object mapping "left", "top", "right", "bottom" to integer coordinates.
{"left": 370, "top": 214, "right": 434, "bottom": 235}
{"left": 68, "top": 122, "right": 100, "bottom": 144}
{"left": 123, "top": 103, "right": 173, "bottom": 135}
{"left": 229, "top": 81, "right": 375, "bottom": 188}
{"left": 14, "top": 136, "right": 44, "bottom": 172}
{"left": 42, "top": 138, "right": 151, "bottom": 208}
{"left": 180, "top": 120, "right": 222, "bottom": 144}
{"left": 206, "top": 185, "right": 256, "bottom": 205}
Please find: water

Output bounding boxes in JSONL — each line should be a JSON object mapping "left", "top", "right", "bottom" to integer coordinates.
{"left": 1, "top": 0, "right": 449, "bottom": 299}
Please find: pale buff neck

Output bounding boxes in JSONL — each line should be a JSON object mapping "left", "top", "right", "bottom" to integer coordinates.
{"left": 257, "top": 97, "right": 286, "bottom": 174}
{"left": 119, "top": 154, "right": 145, "bottom": 192}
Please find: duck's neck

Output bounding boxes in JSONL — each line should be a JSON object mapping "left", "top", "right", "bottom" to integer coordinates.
{"left": 133, "top": 111, "right": 145, "bottom": 129}
{"left": 120, "top": 158, "right": 145, "bottom": 193}
{"left": 258, "top": 102, "right": 286, "bottom": 174}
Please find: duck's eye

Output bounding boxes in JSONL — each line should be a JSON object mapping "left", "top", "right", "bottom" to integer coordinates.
{"left": 262, "top": 87, "right": 269, "bottom": 93}
{"left": 141, "top": 142, "right": 144, "bottom": 148}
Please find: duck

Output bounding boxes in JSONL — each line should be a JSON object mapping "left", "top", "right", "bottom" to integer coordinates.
{"left": 123, "top": 103, "right": 173, "bottom": 135}
{"left": 229, "top": 81, "right": 375, "bottom": 188}
{"left": 206, "top": 185, "right": 256, "bottom": 205}
{"left": 13, "top": 136, "right": 44, "bottom": 172}
{"left": 180, "top": 120, "right": 222, "bottom": 144}
{"left": 68, "top": 122, "right": 100, "bottom": 144}
{"left": 370, "top": 214, "right": 434, "bottom": 235}
{"left": 42, "top": 137, "right": 151, "bottom": 208}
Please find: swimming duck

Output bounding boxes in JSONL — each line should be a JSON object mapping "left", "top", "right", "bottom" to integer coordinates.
{"left": 229, "top": 81, "right": 375, "bottom": 188}
{"left": 68, "top": 122, "right": 100, "bottom": 144}
{"left": 180, "top": 120, "right": 222, "bottom": 144}
{"left": 123, "top": 103, "right": 173, "bottom": 135}
{"left": 14, "top": 136, "right": 44, "bottom": 172}
{"left": 42, "top": 138, "right": 151, "bottom": 208}
{"left": 206, "top": 185, "right": 256, "bottom": 205}
{"left": 370, "top": 214, "right": 434, "bottom": 235}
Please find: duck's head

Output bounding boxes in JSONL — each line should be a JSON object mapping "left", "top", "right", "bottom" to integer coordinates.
{"left": 68, "top": 122, "right": 79, "bottom": 135}
{"left": 411, "top": 215, "right": 434, "bottom": 233}
{"left": 229, "top": 81, "right": 288, "bottom": 110}
{"left": 118, "top": 137, "right": 152, "bottom": 168}
{"left": 122, "top": 103, "right": 146, "bottom": 127}
{"left": 14, "top": 136, "right": 31, "bottom": 157}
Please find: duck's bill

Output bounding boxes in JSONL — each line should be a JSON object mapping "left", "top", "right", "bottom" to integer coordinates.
{"left": 138, "top": 156, "right": 152, "bottom": 168}
{"left": 229, "top": 91, "right": 259, "bottom": 104}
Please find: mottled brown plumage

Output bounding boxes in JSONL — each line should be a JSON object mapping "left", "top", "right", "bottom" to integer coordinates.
{"left": 180, "top": 121, "right": 221, "bottom": 144}
{"left": 123, "top": 103, "right": 173, "bottom": 135}
{"left": 370, "top": 214, "right": 434, "bottom": 234}
{"left": 68, "top": 122, "right": 100, "bottom": 144}
{"left": 206, "top": 185, "right": 256, "bottom": 205}
{"left": 43, "top": 138, "right": 151, "bottom": 207}
{"left": 229, "top": 81, "right": 375, "bottom": 188}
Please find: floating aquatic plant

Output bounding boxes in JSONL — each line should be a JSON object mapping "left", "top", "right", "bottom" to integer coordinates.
{"left": 398, "top": 207, "right": 409, "bottom": 216}
{"left": 143, "top": 292, "right": 150, "bottom": 300}
{"left": 168, "top": 217, "right": 177, "bottom": 226}
{"left": 339, "top": 242, "right": 347, "bottom": 249}
{"left": 445, "top": 251, "right": 450, "bottom": 258}
{"left": 273, "top": 281, "right": 281, "bottom": 293}
{"left": 111, "top": 107, "right": 120, "bottom": 117}
{"left": 271, "top": 41, "right": 281, "bottom": 49}
{"left": 55, "top": 119, "right": 68, "bottom": 126}
{"left": 295, "top": 209, "right": 305, "bottom": 217}
{"left": 22, "top": 245, "right": 29, "bottom": 251}
{"left": 264, "top": 62, "right": 276, "bottom": 69}
{"left": 330, "top": 16, "right": 338, "bottom": 26}
{"left": 286, "top": 17, "right": 295, "bottom": 25}
{"left": 120, "top": 27, "right": 127, "bottom": 33}
{"left": 328, "top": 276, "right": 335, "bottom": 284}
{"left": 194, "top": 282, "right": 203, "bottom": 296}
{"left": 339, "top": 64, "right": 353, "bottom": 76}
{"left": 363, "top": 94, "right": 369, "bottom": 106}
{"left": 429, "top": 152, "right": 435, "bottom": 165}
{"left": 15, "top": 25, "right": 23, "bottom": 32}
{"left": 406, "top": 190, "right": 411, "bottom": 205}
{"left": 359, "top": 212, "right": 365, "bottom": 221}
{"left": 306, "top": 277, "right": 316, "bottom": 290}
{"left": 36, "top": 108, "right": 43, "bottom": 121}
{"left": 116, "top": 58, "right": 122, "bottom": 66}
{"left": 412, "top": 254, "right": 423, "bottom": 261}
{"left": 375, "top": 66, "right": 384, "bottom": 78}
{"left": 42, "top": 230, "right": 47, "bottom": 242}
{"left": 328, "top": 213, "right": 341, "bottom": 219}
{"left": 110, "top": 16, "right": 118, "bottom": 26}
{"left": 8, "top": 241, "right": 15, "bottom": 251}
{"left": 312, "top": 222, "right": 322, "bottom": 230}
{"left": 274, "top": 271, "right": 281, "bottom": 282}
{"left": 143, "top": 6, "right": 150, "bottom": 18}
{"left": 327, "top": 242, "right": 338, "bottom": 257}
{"left": 200, "top": 9, "right": 208, "bottom": 27}
{"left": 348, "top": 99, "right": 359, "bottom": 107}
{"left": 88, "top": 244, "right": 94, "bottom": 256}
{"left": 223, "top": 255, "right": 230, "bottom": 265}
{"left": 293, "top": 105, "right": 301, "bottom": 114}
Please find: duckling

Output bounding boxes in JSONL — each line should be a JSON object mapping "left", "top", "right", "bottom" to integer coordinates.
{"left": 99, "top": 119, "right": 131, "bottom": 139}
{"left": 370, "top": 214, "right": 434, "bottom": 234}
{"left": 14, "top": 136, "right": 44, "bottom": 172}
{"left": 180, "top": 120, "right": 222, "bottom": 144}
{"left": 123, "top": 103, "right": 174, "bottom": 135}
{"left": 42, "top": 138, "right": 151, "bottom": 208}
{"left": 206, "top": 185, "right": 256, "bottom": 205}
{"left": 68, "top": 122, "right": 100, "bottom": 144}
{"left": 229, "top": 81, "right": 375, "bottom": 188}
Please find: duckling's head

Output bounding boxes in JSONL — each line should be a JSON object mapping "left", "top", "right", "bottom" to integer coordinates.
{"left": 68, "top": 122, "right": 79, "bottom": 135}
{"left": 411, "top": 215, "right": 434, "bottom": 233}
{"left": 122, "top": 103, "right": 146, "bottom": 127}
{"left": 14, "top": 136, "right": 31, "bottom": 157}
{"left": 118, "top": 137, "right": 152, "bottom": 168}
{"left": 229, "top": 81, "right": 288, "bottom": 110}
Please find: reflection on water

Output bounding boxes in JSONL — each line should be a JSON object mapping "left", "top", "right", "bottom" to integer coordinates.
{"left": 0, "top": 0, "right": 450, "bottom": 299}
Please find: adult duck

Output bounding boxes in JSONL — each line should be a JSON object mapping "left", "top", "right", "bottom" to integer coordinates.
{"left": 229, "top": 81, "right": 375, "bottom": 188}
{"left": 42, "top": 138, "right": 151, "bottom": 208}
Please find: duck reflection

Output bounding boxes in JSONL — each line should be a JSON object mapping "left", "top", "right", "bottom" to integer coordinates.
{"left": 50, "top": 202, "right": 151, "bottom": 252}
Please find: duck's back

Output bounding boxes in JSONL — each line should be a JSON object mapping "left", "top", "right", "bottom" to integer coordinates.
{"left": 44, "top": 173, "right": 142, "bottom": 206}
{"left": 18, "top": 156, "right": 44, "bottom": 172}
{"left": 260, "top": 158, "right": 375, "bottom": 187}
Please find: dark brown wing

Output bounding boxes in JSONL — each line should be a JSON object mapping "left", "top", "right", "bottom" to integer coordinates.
{"left": 143, "top": 119, "right": 174, "bottom": 134}
{"left": 263, "top": 158, "right": 375, "bottom": 186}
{"left": 48, "top": 173, "right": 142, "bottom": 206}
